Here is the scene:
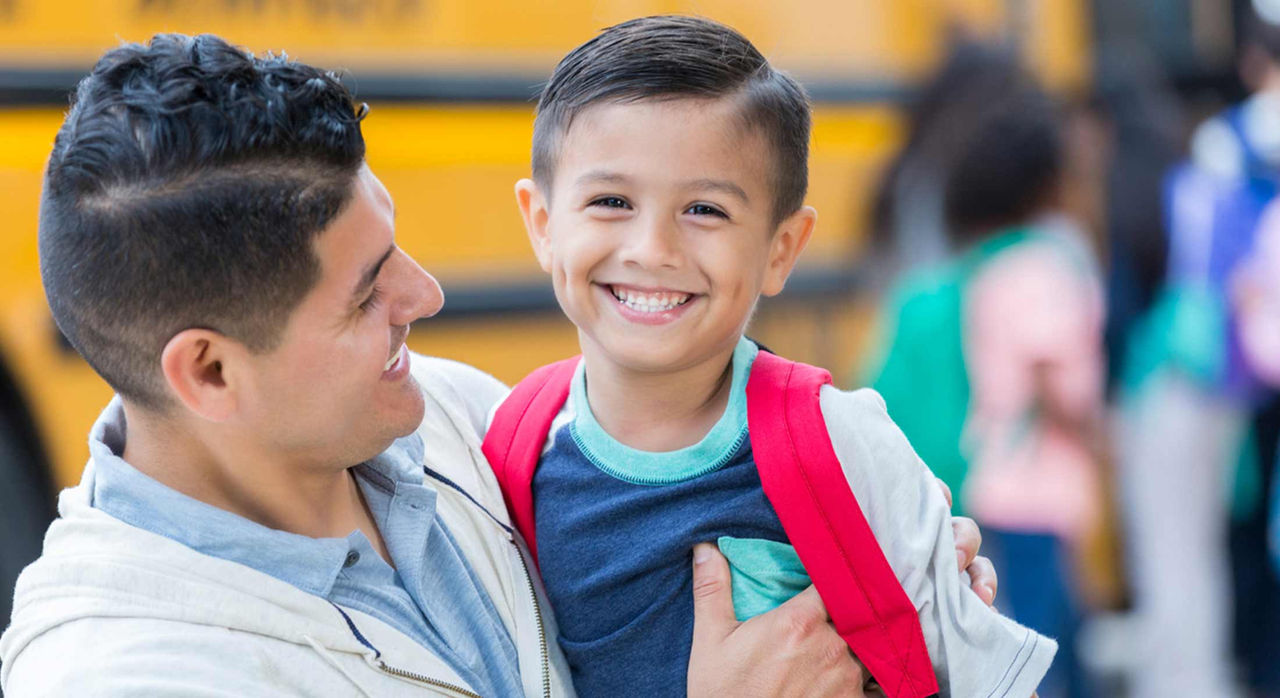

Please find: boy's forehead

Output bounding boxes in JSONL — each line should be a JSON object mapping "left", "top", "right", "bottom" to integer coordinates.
{"left": 557, "top": 97, "right": 772, "bottom": 187}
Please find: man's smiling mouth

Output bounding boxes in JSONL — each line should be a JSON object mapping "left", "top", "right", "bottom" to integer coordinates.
{"left": 383, "top": 348, "right": 403, "bottom": 372}
{"left": 384, "top": 326, "right": 410, "bottom": 371}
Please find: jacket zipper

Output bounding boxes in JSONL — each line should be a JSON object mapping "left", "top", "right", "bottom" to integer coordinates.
{"left": 512, "top": 539, "right": 552, "bottom": 698}
{"left": 368, "top": 549, "right": 547, "bottom": 698}
{"left": 419, "top": 462, "right": 552, "bottom": 695}
{"left": 374, "top": 658, "right": 482, "bottom": 697}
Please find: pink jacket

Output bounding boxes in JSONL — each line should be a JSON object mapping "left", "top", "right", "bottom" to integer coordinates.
{"left": 961, "top": 221, "right": 1106, "bottom": 541}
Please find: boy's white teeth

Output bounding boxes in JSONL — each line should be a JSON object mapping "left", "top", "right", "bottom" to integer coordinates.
{"left": 610, "top": 286, "right": 692, "bottom": 312}
{"left": 384, "top": 347, "right": 401, "bottom": 371}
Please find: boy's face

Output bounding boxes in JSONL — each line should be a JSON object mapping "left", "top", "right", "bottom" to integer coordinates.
{"left": 235, "top": 165, "right": 443, "bottom": 466}
{"left": 517, "top": 98, "right": 814, "bottom": 375}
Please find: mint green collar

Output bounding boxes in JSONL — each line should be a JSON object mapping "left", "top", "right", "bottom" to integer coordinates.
{"left": 570, "top": 337, "right": 759, "bottom": 486}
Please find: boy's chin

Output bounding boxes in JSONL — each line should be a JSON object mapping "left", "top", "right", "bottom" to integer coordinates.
{"left": 587, "top": 335, "right": 721, "bottom": 374}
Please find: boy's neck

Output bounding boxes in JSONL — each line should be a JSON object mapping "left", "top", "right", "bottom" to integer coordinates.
{"left": 580, "top": 340, "right": 738, "bottom": 452}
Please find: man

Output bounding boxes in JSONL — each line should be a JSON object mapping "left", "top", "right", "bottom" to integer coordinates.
{"left": 1, "top": 33, "right": 996, "bottom": 696}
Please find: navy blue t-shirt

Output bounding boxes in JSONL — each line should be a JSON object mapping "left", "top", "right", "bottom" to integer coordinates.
{"left": 533, "top": 339, "right": 790, "bottom": 697}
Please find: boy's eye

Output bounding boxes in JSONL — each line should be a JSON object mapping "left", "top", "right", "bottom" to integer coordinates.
{"left": 685, "top": 203, "right": 728, "bottom": 219}
{"left": 589, "top": 196, "right": 631, "bottom": 210}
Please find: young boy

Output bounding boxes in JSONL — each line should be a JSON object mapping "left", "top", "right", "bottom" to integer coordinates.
{"left": 493, "top": 15, "right": 1056, "bottom": 697}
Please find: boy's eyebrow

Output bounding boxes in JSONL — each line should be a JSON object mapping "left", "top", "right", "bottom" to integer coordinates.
{"left": 683, "top": 178, "right": 750, "bottom": 204}
{"left": 575, "top": 170, "right": 630, "bottom": 187}
{"left": 575, "top": 171, "right": 750, "bottom": 204}
{"left": 351, "top": 244, "right": 396, "bottom": 301}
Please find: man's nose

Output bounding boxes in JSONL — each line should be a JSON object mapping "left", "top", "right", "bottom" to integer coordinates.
{"left": 388, "top": 249, "right": 444, "bottom": 324}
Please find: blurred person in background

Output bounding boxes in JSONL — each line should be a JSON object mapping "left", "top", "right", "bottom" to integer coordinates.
{"left": 866, "top": 37, "right": 1031, "bottom": 283}
{"left": 1115, "top": 3, "right": 1280, "bottom": 695}
{"left": 944, "top": 88, "right": 1105, "bottom": 698}
{"left": 1235, "top": 201, "right": 1280, "bottom": 578}
{"left": 865, "top": 57, "right": 1105, "bottom": 698}
{"left": 860, "top": 41, "right": 1035, "bottom": 511}
{"left": 1091, "top": 48, "right": 1182, "bottom": 399}
{"left": 1234, "top": 205, "right": 1280, "bottom": 698}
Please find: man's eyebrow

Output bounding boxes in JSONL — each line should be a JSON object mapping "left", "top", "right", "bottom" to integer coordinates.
{"left": 352, "top": 244, "right": 396, "bottom": 301}
{"left": 683, "top": 178, "right": 749, "bottom": 204}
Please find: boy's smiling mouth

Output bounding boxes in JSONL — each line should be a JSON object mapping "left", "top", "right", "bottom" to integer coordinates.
{"left": 606, "top": 283, "right": 693, "bottom": 313}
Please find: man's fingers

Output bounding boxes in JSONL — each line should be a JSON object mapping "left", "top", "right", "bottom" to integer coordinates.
{"left": 766, "top": 584, "right": 834, "bottom": 645}
{"left": 951, "top": 516, "right": 981, "bottom": 571}
{"left": 935, "top": 476, "right": 954, "bottom": 508}
{"left": 966, "top": 555, "right": 998, "bottom": 606}
{"left": 774, "top": 584, "right": 831, "bottom": 622}
{"left": 690, "top": 543, "right": 739, "bottom": 644}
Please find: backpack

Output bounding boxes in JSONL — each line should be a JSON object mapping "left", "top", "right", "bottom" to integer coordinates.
{"left": 482, "top": 350, "right": 939, "bottom": 698}
{"left": 865, "top": 227, "right": 1036, "bottom": 515}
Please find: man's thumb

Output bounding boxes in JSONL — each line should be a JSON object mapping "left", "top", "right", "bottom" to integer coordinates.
{"left": 690, "top": 542, "right": 738, "bottom": 643}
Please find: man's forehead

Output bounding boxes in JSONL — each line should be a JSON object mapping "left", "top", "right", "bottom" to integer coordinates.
{"left": 359, "top": 163, "right": 395, "bottom": 213}
{"left": 305, "top": 166, "right": 396, "bottom": 295}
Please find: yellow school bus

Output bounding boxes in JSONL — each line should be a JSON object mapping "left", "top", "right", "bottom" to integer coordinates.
{"left": 0, "top": 0, "right": 1094, "bottom": 627}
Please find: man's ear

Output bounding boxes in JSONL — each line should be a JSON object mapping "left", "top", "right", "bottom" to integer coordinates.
{"left": 159, "top": 329, "right": 243, "bottom": 422}
{"left": 761, "top": 205, "right": 817, "bottom": 297}
{"left": 515, "top": 178, "right": 552, "bottom": 273}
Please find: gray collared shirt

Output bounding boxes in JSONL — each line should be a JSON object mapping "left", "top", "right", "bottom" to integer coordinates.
{"left": 88, "top": 399, "right": 521, "bottom": 697}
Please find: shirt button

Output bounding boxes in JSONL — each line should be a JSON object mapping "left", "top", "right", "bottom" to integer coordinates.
{"left": 343, "top": 550, "right": 360, "bottom": 568}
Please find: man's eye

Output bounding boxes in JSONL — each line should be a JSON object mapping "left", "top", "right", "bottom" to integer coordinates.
{"left": 589, "top": 196, "right": 630, "bottom": 209}
{"left": 358, "top": 286, "right": 384, "bottom": 313}
{"left": 686, "top": 203, "right": 727, "bottom": 218}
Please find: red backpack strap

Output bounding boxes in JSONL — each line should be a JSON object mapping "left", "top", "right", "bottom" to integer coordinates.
{"left": 747, "top": 351, "right": 938, "bottom": 698}
{"left": 481, "top": 357, "right": 579, "bottom": 566}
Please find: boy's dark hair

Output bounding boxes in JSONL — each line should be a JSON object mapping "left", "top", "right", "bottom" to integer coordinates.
{"left": 531, "top": 15, "right": 810, "bottom": 225}
{"left": 40, "top": 33, "right": 366, "bottom": 410}
{"left": 944, "top": 88, "right": 1063, "bottom": 242}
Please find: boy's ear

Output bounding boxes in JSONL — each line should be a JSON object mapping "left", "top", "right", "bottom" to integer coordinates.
{"left": 159, "top": 329, "right": 245, "bottom": 422}
{"left": 515, "top": 178, "right": 552, "bottom": 273}
{"left": 761, "top": 205, "right": 817, "bottom": 297}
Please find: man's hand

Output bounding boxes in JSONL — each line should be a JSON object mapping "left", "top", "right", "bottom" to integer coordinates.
{"left": 688, "top": 543, "right": 868, "bottom": 697}
{"left": 938, "top": 477, "right": 997, "bottom": 606}
{"left": 685, "top": 478, "right": 999, "bottom": 697}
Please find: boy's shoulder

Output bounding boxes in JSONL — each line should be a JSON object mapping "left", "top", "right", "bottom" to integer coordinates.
{"left": 813, "top": 383, "right": 923, "bottom": 476}
{"left": 746, "top": 353, "right": 930, "bottom": 503}
{"left": 746, "top": 349, "right": 889, "bottom": 418}
{"left": 746, "top": 351, "right": 916, "bottom": 476}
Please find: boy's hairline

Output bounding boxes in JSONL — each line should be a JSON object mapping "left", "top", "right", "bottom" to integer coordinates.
{"left": 532, "top": 90, "right": 803, "bottom": 227}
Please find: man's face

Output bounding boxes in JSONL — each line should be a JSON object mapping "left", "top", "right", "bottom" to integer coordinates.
{"left": 237, "top": 165, "right": 442, "bottom": 467}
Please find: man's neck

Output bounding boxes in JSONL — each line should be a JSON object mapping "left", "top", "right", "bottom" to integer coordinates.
{"left": 579, "top": 339, "right": 737, "bottom": 452}
{"left": 119, "top": 403, "right": 384, "bottom": 549}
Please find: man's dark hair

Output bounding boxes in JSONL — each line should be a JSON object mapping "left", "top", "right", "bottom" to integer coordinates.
{"left": 944, "top": 88, "right": 1064, "bottom": 242}
{"left": 531, "top": 15, "right": 810, "bottom": 225}
{"left": 40, "top": 33, "right": 366, "bottom": 409}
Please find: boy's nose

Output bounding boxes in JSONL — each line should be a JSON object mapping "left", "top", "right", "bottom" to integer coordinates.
{"left": 388, "top": 249, "right": 444, "bottom": 324}
{"left": 622, "top": 216, "right": 682, "bottom": 270}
